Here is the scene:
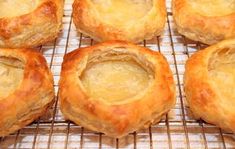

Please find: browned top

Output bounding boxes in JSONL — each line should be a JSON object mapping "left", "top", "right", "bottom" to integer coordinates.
{"left": 184, "top": 39, "right": 235, "bottom": 133}
{"left": 59, "top": 41, "right": 175, "bottom": 138}
{"left": 72, "top": 0, "right": 166, "bottom": 43}
{"left": 0, "top": 0, "right": 64, "bottom": 48}
{"left": 0, "top": 48, "right": 54, "bottom": 137}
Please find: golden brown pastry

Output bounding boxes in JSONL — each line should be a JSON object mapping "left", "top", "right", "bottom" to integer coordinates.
{"left": 0, "top": 48, "right": 54, "bottom": 137}
{"left": 172, "top": 0, "right": 235, "bottom": 45}
{"left": 184, "top": 39, "right": 235, "bottom": 133}
{"left": 59, "top": 41, "right": 175, "bottom": 138}
{"left": 72, "top": 0, "right": 166, "bottom": 43}
{"left": 0, "top": 0, "right": 64, "bottom": 48}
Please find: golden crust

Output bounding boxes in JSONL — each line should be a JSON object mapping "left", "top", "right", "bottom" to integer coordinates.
{"left": 184, "top": 39, "right": 235, "bottom": 133}
{"left": 0, "top": 48, "right": 54, "bottom": 137}
{"left": 59, "top": 41, "right": 175, "bottom": 138}
{"left": 0, "top": 0, "right": 64, "bottom": 48}
{"left": 72, "top": 0, "right": 166, "bottom": 43}
{"left": 172, "top": 0, "right": 235, "bottom": 45}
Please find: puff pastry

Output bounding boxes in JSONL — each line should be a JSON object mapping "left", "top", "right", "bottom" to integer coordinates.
{"left": 184, "top": 39, "right": 235, "bottom": 133}
{"left": 59, "top": 41, "right": 175, "bottom": 138}
{"left": 172, "top": 0, "right": 235, "bottom": 45}
{"left": 0, "top": 48, "right": 54, "bottom": 137}
{"left": 72, "top": 0, "right": 166, "bottom": 43}
{"left": 0, "top": 0, "right": 64, "bottom": 48}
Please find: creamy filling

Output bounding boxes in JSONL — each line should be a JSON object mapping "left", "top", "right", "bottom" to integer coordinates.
{"left": 0, "top": 57, "right": 24, "bottom": 99}
{"left": 92, "top": 0, "right": 152, "bottom": 26}
{"left": 209, "top": 48, "right": 235, "bottom": 101}
{"left": 0, "top": 0, "right": 38, "bottom": 18}
{"left": 81, "top": 60, "right": 152, "bottom": 102}
{"left": 188, "top": 0, "right": 235, "bottom": 16}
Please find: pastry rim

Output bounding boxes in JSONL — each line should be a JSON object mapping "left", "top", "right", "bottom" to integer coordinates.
{"left": 172, "top": 0, "right": 235, "bottom": 45}
{"left": 72, "top": 0, "right": 166, "bottom": 43}
{"left": 184, "top": 39, "right": 235, "bottom": 133}
{"left": 0, "top": 0, "right": 64, "bottom": 48}
{"left": 0, "top": 48, "right": 55, "bottom": 137}
{"left": 59, "top": 40, "right": 175, "bottom": 138}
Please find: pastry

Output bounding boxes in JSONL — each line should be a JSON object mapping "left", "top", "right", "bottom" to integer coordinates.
{"left": 72, "top": 0, "right": 166, "bottom": 43}
{"left": 172, "top": 0, "right": 235, "bottom": 45}
{"left": 184, "top": 39, "right": 235, "bottom": 132}
{"left": 59, "top": 41, "right": 175, "bottom": 138}
{"left": 0, "top": 0, "right": 64, "bottom": 48}
{"left": 0, "top": 48, "right": 54, "bottom": 136}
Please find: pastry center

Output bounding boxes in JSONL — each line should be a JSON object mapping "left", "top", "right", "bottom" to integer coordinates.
{"left": 92, "top": 0, "right": 152, "bottom": 26}
{"left": 81, "top": 60, "right": 152, "bottom": 102}
{"left": 0, "top": 57, "right": 24, "bottom": 99}
{"left": 189, "top": 0, "right": 235, "bottom": 16}
{"left": 209, "top": 48, "right": 235, "bottom": 101}
{"left": 0, "top": 0, "right": 38, "bottom": 18}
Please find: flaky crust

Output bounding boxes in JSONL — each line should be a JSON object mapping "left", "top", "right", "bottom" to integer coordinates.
{"left": 59, "top": 41, "right": 175, "bottom": 138}
{"left": 0, "top": 0, "right": 64, "bottom": 48}
{"left": 172, "top": 0, "right": 235, "bottom": 45}
{"left": 184, "top": 39, "right": 235, "bottom": 133}
{"left": 72, "top": 0, "right": 166, "bottom": 43}
{"left": 0, "top": 48, "right": 54, "bottom": 137}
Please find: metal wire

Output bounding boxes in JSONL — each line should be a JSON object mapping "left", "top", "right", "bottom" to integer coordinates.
{"left": 219, "top": 129, "right": 227, "bottom": 149}
{"left": 148, "top": 126, "right": 153, "bottom": 149}
{"left": 166, "top": 14, "right": 190, "bottom": 149}
{"left": 0, "top": 0, "right": 235, "bottom": 148}
{"left": 182, "top": 37, "right": 208, "bottom": 149}
{"left": 64, "top": 121, "right": 70, "bottom": 149}
{"left": 155, "top": 35, "right": 173, "bottom": 149}
{"left": 98, "top": 133, "right": 102, "bottom": 149}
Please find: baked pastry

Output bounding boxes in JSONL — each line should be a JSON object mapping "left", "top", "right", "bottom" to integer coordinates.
{"left": 0, "top": 0, "right": 64, "bottom": 48}
{"left": 0, "top": 48, "right": 54, "bottom": 137}
{"left": 59, "top": 41, "right": 175, "bottom": 138}
{"left": 172, "top": 0, "right": 235, "bottom": 45}
{"left": 72, "top": 0, "right": 166, "bottom": 43}
{"left": 184, "top": 39, "right": 235, "bottom": 133}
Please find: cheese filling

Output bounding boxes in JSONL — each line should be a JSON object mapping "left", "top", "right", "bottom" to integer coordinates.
{"left": 0, "top": 0, "right": 38, "bottom": 18}
{"left": 209, "top": 48, "right": 235, "bottom": 101}
{"left": 189, "top": 0, "right": 235, "bottom": 16}
{"left": 81, "top": 60, "right": 153, "bottom": 102}
{"left": 92, "top": 0, "right": 152, "bottom": 26}
{"left": 0, "top": 57, "right": 24, "bottom": 99}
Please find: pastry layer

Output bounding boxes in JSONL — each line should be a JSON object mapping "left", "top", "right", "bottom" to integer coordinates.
{"left": 209, "top": 48, "right": 235, "bottom": 102}
{"left": 81, "top": 60, "right": 152, "bottom": 102}
{"left": 188, "top": 0, "right": 235, "bottom": 17}
{"left": 0, "top": 57, "right": 24, "bottom": 99}
{"left": 0, "top": 0, "right": 38, "bottom": 17}
{"left": 93, "top": 0, "right": 152, "bottom": 26}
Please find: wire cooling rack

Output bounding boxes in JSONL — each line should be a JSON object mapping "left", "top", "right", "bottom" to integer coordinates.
{"left": 1, "top": 0, "right": 235, "bottom": 149}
